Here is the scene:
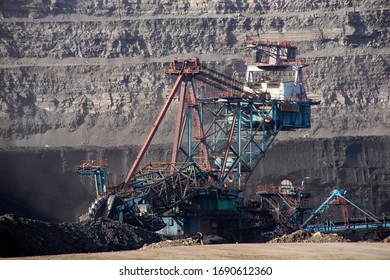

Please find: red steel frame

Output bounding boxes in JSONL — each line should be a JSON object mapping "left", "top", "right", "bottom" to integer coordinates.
{"left": 124, "top": 58, "right": 208, "bottom": 187}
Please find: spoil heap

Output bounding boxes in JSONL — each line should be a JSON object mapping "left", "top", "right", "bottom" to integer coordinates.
{"left": 142, "top": 238, "right": 200, "bottom": 250}
{"left": 141, "top": 234, "right": 228, "bottom": 249}
{"left": 0, "top": 214, "right": 162, "bottom": 258}
{"left": 268, "top": 230, "right": 349, "bottom": 243}
{"left": 383, "top": 236, "right": 390, "bottom": 243}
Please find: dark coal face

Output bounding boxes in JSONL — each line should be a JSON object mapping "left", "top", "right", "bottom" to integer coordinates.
{"left": 0, "top": 137, "right": 390, "bottom": 258}
{"left": 0, "top": 148, "right": 96, "bottom": 222}
{"left": 0, "top": 145, "right": 154, "bottom": 223}
{"left": 248, "top": 136, "right": 390, "bottom": 216}
{"left": 1, "top": 136, "right": 390, "bottom": 227}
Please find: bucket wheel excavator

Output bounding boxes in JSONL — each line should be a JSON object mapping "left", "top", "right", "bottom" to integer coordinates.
{"left": 77, "top": 39, "right": 320, "bottom": 239}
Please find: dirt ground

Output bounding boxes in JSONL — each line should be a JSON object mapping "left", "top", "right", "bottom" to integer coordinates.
{"left": 12, "top": 243, "right": 390, "bottom": 260}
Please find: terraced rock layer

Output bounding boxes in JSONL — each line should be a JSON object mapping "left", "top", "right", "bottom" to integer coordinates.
{"left": 0, "top": 0, "right": 389, "bottom": 147}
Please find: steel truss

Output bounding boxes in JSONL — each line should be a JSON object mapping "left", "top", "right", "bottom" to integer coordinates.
{"left": 129, "top": 162, "right": 210, "bottom": 215}
{"left": 256, "top": 181, "right": 311, "bottom": 233}
{"left": 77, "top": 54, "right": 319, "bottom": 238}
{"left": 113, "top": 57, "right": 315, "bottom": 221}
{"left": 303, "top": 189, "right": 390, "bottom": 233}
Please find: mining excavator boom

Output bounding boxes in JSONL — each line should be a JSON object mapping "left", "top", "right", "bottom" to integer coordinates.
{"left": 77, "top": 40, "right": 320, "bottom": 240}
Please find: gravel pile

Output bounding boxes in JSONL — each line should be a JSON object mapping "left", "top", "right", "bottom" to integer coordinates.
{"left": 0, "top": 214, "right": 162, "bottom": 258}
{"left": 141, "top": 233, "right": 229, "bottom": 249}
{"left": 268, "top": 230, "right": 350, "bottom": 243}
{"left": 202, "top": 235, "right": 229, "bottom": 244}
{"left": 141, "top": 238, "right": 200, "bottom": 250}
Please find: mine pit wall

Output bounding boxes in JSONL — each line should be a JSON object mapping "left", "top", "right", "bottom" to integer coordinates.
{"left": 0, "top": 0, "right": 389, "bottom": 232}
{"left": 0, "top": 136, "right": 389, "bottom": 224}
{"left": 1, "top": 1, "right": 389, "bottom": 147}
{"left": 252, "top": 136, "right": 390, "bottom": 216}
